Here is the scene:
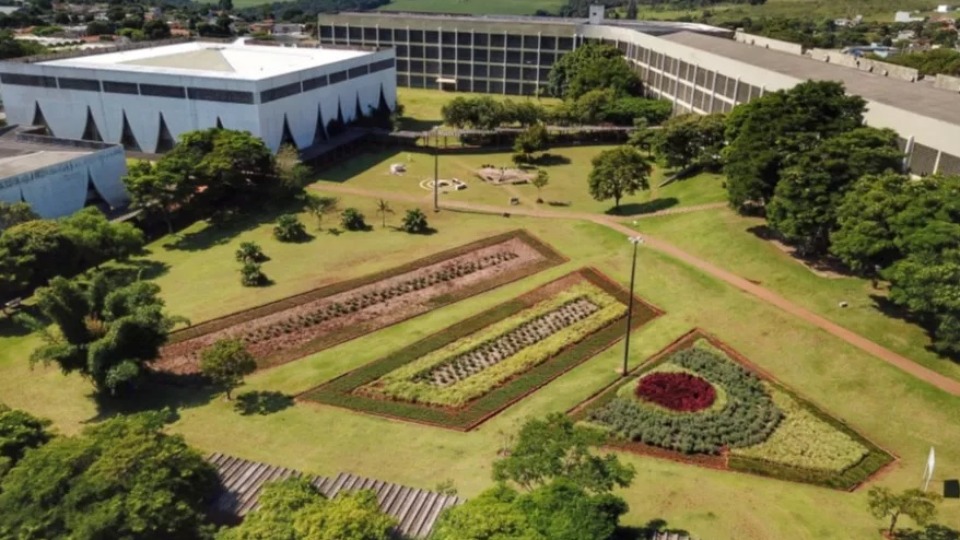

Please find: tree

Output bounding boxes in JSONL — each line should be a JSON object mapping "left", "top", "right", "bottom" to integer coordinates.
{"left": 59, "top": 207, "right": 144, "bottom": 268}
{"left": 0, "top": 219, "right": 78, "bottom": 299}
{"left": 302, "top": 193, "right": 339, "bottom": 230}
{"left": 723, "top": 81, "right": 866, "bottom": 210}
{"left": 531, "top": 169, "right": 549, "bottom": 203}
{"left": 217, "top": 477, "right": 396, "bottom": 540}
{"left": 493, "top": 413, "right": 635, "bottom": 494}
{"left": 240, "top": 261, "right": 268, "bottom": 287}
{"left": 587, "top": 146, "right": 652, "bottom": 211}
{"left": 20, "top": 271, "right": 184, "bottom": 395}
{"left": 431, "top": 484, "right": 540, "bottom": 540}
{"left": 626, "top": 0, "right": 637, "bottom": 19}
{"left": 274, "top": 214, "right": 307, "bottom": 242}
{"left": 401, "top": 208, "right": 429, "bottom": 234}
{"left": 547, "top": 43, "right": 642, "bottom": 100}
{"left": 654, "top": 113, "right": 727, "bottom": 171}
{"left": 236, "top": 241, "right": 266, "bottom": 264}
{"left": 0, "top": 404, "right": 51, "bottom": 477}
{"left": 0, "top": 201, "right": 37, "bottom": 230}
{"left": 142, "top": 19, "right": 171, "bottom": 40}
{"left": 375, "top": 199, "right": 394, "bottom": 228}
{"left": 340, "top": 208, "right": 367, "bottom": 231}
{"left": 514, "top": 123, "right": 549, "bottom": 162}
{"left": 765, "top": 127, "right": 903, "bottom": 256}
{"left": 123, "top": 160, "right": 188, "bottom": 235}
{"left": 885, "top": 251, "right": 960, "bottom": 356}
{"left": 200, "top": 338, "right": 257, "bottom": 399}
{"left": 0, "top": 411, "right": 218, "bottom": 539}
{"left": 868, "top": 487, "right": 942, "bottom": 536}
{"left": 441, "top": 96, "right": 505, "bottom": 130}
{"left": 276, "top": 144, "right": 311, "bottom": 195}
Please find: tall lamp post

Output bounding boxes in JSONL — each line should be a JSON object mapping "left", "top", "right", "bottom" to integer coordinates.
{"left": 622, "top": 235, "right": 643, "bottom": 377}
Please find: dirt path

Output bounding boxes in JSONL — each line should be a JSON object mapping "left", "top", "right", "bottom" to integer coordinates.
{"left": 310, "top": 183, "right": 960, "bottom": 396}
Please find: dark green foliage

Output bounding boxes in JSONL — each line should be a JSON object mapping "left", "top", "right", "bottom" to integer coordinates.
{"left": 723, "top": 81, "right": 866, "bottom": 209}
{"left": 882, "top": 48, "right": 960, "bottom": 76}
{"left": 340, "top": 208, "right": 367, "bottom": 231}
{"left": 514, "top": 123, "right": 549, "bottom": 161}
{"left": 441, "top": 96, "right": 546, "bottom": 129}
{"left": 493, "top": 413, "right": 635, "bottom": 493}
{"left": 20, "top": 271, "right": 184, "bottom": 396}
{"left": 60, "top": 207, "right": 145, "bottom": 268}
{"left": 547, "top": 43, "right": 642, "bottom": 100}
{"left": 216, "top": 477, "right": 395, "bottom": 540}
{"left": 0, "top": 411, "right": 219, "bottom": 540}
{"left": 869, "top": 487, "right": 942, "bottom": 536}
{"left": 236, "top": 241, "right": 267, "bottom": 263}
{"left": 588, "top": 348, "right": 782, "bottom": 454}
{"left": 587, "top": 146, "right": 652, "bottom": 210}
{"left": 0, "top": 219, "right": 77, "bottom": 299}
{"left": 273, "top": 214, "right": 307, "bottom": 242}
{"left": 654, "top": 113, "right": 727, "bottom": 171}
{"left": 401, "top": 208, "right": 430, "bottom": 234}
{"left": 0, "top": 404, "right": 51, "bottom": 477}
{"left": 765, "top": 127, "right": 903, "bottom": 256}
{"left": 240, "top": 262, "right": 267, "bottom": 287}
{"left": 200, "top": 338, "right": 258, "bottom": 399}
{"left": 0, "top": 201, "right": 38, "bottom": 230}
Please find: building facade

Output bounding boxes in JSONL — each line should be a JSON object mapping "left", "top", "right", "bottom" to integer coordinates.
{"left": 0, "top": 40, "right": 397, "bottom": 154}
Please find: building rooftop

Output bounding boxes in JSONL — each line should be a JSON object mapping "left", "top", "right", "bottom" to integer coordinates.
{"left": 661, "top": 31, "right": 960, "bottom": 126}
{"left": 0, "top": 131, "right": 112, "bottom": 181}
{"left": 39, "top": 40, "right": 372, "bottom": 80}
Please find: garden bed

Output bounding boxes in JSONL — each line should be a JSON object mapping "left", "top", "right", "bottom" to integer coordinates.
{"left": 299, "top": 268, "right": 662, "bottom": 431}
{"left": 153, "top": 230, "right": 565, "bottom": 376}
{"left": 570, "top": 329, "right": 896, "bottom": 490}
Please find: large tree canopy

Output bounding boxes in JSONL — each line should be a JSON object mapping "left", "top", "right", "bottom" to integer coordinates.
{"left": 21, "top": 271, "right": 184, "bottom": 395}
{"left": 0, "top": 404, "right": 52, "bottom": 477}
{"left": 547, "top": 43, "right": 642, "bottom": 100}
{"left": 217, "top": 477, "right": 396, "bottom": 540}
{"left": 723, "top": 81, "right": 867, "bottom": 209}
{"left": 0, "top": 411, "right": 218, "bottom": 540}
{"left": 0, "top": 201, "right": 38, "bottom": 230}
{"left": 653, "top": 113, "right": 727, "bottom": 171}
{"left": 587, "top": 146, "right": 652, "bottom": 211}
{"left": 0, "top": 219, "right": 76, "bottom": 299}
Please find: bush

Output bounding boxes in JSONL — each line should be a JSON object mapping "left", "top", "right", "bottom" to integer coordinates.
{"left": 235, "top": 241, "right": 266, "bottom": 263}
{"left": 401, "top": 208, "right": 430, "bottom": 234}
{"left": 340, "top": 208, "right": 367, "bottom": 231}
{"left": 273, "top": 214, "right": 306, "bottom": 242}
{"left": 240, "top": 262, "right": 267, "bottom": 287}
{"left": 635, "top": 372, "right": 716, "bottom": 412}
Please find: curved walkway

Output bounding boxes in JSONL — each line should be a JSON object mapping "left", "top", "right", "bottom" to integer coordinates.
{"left": 311, "top": 183, "right": 960, "bottom": 396}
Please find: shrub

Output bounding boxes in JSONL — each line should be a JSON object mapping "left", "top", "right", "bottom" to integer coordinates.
{"left": 273, "top": 214, "right": 306, "bottom": 242}
{"left": 401, "top": 208, "right": 430, "bottom": 234}
{"left": 635, "top": 372, "right": 716, "bottom": 412}
{"left": 340, "top": 208, "right": 367, "bottom": 231}
{"left": 235, "top": 241, "right": 266, "bottom": 263}
{"left": 240, "top": 262, "right": 267, "bottom": 287}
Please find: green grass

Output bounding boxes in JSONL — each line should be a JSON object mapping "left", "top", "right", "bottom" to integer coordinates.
{"left": 378, "top": 0, "right": 567, "bottom": 16}
{"left": 628, "top": 0, "right": 938, "bottom": 23}
{"left": 636, "top": 207, "right": 960, "bottom": 383}
{"left": 2, "top": 184, "right": 960, "bottom": 536}
{"left": 312, "top": 145, "right": 726, "bottom": 216}
{"left": 396, "top": 88, "right": 561, "bottom": 131}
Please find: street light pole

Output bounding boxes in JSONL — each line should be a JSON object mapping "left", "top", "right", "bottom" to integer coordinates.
{"left": 433, "top": 131, "right": 440, "bottom": 213}
{"left": 622, "top": 236, "right": 643, "bottom": 377}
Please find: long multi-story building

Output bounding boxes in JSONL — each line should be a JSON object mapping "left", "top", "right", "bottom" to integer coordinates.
{"left": 319, "top": 8, "right": 960, "bottom": 176}
{"left": 0, "top": 40, "right": 397, "bottom": 154}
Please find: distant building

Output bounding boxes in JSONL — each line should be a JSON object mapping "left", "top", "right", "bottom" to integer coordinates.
{"left": 0, "top": 130, "right": 127, "bottom": 218}
{"left": 833, "top": 15, "right": 863, "bottom": 27}
{"left": 0, "top": 40, "right": 397, "bottom": 153}
{"left": 843, "top": 44, "right": 900, "bottom": 58}
{"left": 937, "top": 4, "right": 951, "bottom": 12}
{"left": 895, "top": 10, "right": 924, "bottom": 22}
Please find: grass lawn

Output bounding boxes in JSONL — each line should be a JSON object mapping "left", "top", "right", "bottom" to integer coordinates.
{"left": 396, "top": 88, "right": 562, "bottom": 131}
{"left": 378, "top": 0, "right": 567, "bottom": 16}
{"left": 1, "top": 190, "right": 959, "bottom": 538}
{"left": 312, "top": 146, "right": 727, "bottom": 216}
{"left": 636, "top": 207, "right": 960, "bottom": 384}
{"left": 628, "top": 0, "right": 936, "bottom": 23}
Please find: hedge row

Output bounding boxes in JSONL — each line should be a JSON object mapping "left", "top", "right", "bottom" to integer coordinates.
{"left": 169, "top": 229, "right": 563, "bottom": 344}
{"left": 301, "top": 270, "right": 656, "bottom": 430}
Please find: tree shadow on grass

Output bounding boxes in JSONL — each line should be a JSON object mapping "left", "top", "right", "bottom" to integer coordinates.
{"left": 868, "top": 294, "right": 960, "bottom": 362}
{"left": 388, "top": 226, "right": 438, "bottom": 236}
{"left": 605, "top": 197, "right": 678, "bottom": 217}
{"left": 531, "top": 153, "right": 571, "bottom": 166}
{"left": 897, "top": 525, "right": 960, "bottom": 540}
{"left": 161, "top": 204, "right": 300, "bottom": 253}
{"left": 613, "top": 519, "right": 693, "bottom": 539}
{"left": 109, "top": 258, "right": 171, "bottom": 282}
{"left": 87, "top": 378, "right": 218, "bottom": 424}
{"left": 233, "top": 390, "right": 294, "bottom": 416}
{"left": 0, "top": 304, "right": 41, "bottom": 338}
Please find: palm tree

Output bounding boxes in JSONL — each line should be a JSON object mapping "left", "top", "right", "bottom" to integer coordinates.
{"left": 301, "top": 193, "right": 339, "bottom": 230}
{"left": 375, "top": 199, "right": 394, "bottom": 228}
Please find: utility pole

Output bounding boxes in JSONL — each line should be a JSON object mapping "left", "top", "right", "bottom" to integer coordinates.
{"left": 622, "top": 236, "right": 643, "bottom": 377}
{"left": 433, "top": 130, "right": 440, "bottom": 212}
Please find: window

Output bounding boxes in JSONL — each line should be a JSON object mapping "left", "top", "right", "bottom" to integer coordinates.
{"left": 474, "top": 48, "right": 488, "bottom": 62}
{"left": 409, "top": 45, "right": 423, "bottom": 57}
{"left": 506, "top": 50, "right": 520, "bottom": 64}
{"left": 505, "top": 82, "right": 520, "bottom": 94}
{"left": 425, "top": 30, "right": 438, "bottom": 42}
{"left": 473, "top": 64, "right": 488, "bottom": 77}
{"left": 409, "top": 30, "right": 423, "bottom": 42}
{"left": 395, "top": 45, "right": 408, "bottom": 56}
{"left": 102, "top": 80, "right": 138, "bottom": 95}
{"left": 491, "top": 49, "right": 505, "bottom": 63}
{"left": 348, "top": 27, "right": 361, "bottom": 40}
{"left": 489, "top": 81, "right": 504, "bottom": 94}
{"left": 490, "top": 65, "right": 504, "bottom": 78}
{"left": 522, "top": 67, "right": 538, "bottom": 81}
{"left": 260, "top": 81, "right": 301, "bottom": 103}
{"left": 522, "top": 50, "right": 537, "bottom": 64}
{"left": 410, "top": 75, "right": 424, "bottom": 88}
{"left": 319, "top": 26, "right": 333, "bottom": 39}
{"left": 442, "top": 62, "right": 456, "bottom": 76}
{"left": 333, "top": 26, "right": 346, "bottom": 39}
{"left": 491, "top": 34, "right": 505, "bottom": 47}
{"left": 378, "top": 28, "right": 392, "bottom": 41}
{"left": 523, "top": 35, "right": 538, "bottom": 49}
{"left": 187, "top": 87, "right": 255, "bottom": 104}
{"left": 0, "top": 73, "right": 56, "bottom": 88}
{"left": 369, "top": 58, "right": 394, "bottom": 73}
{"left": 348, "top": 65, "right": 368, "bottom": 78}
{"left": 541, "top": 36, "right": 556, "bottom": 49}
{"left": 457, "top": 47, "right": 472, "bottom": 60}
{"left": 457, "top": 32, "right": 471, "bottom": 45}
{"left": 363, "top": 27, "right": 376, "bottom": 40}
{"left": 441, "top": 31, "right": 455, "bottom": 44}
{"left": 302, "top": 74, "right": 328, "bottom": 90}
{"left": 396, "top": 59, "right": 408, "bottom": 72}
{"left": 139, "top": 83, "right": 185, "bottom": 99}
{"left": 540, "top": 51, "right": 555, "bottom": 64}
{"left": 410, "top": 60, "right": 424, "bottom": 72}
{"left": 329, "top": 70, "right": 348, "bottom": 84}
{"left": 396, "top": 73, "right": 409, "bottom": 86}
{"left": 425, "top": 46, "right": 438, "bottom": 59}
{"left": 58, "top": 77, "right": 100, "bottom": 92}
{"left": 506, "top": 34, "right": 521, "bottom": 48}
{"left": 473, "top": 80, "right": 488, "bottom": 93}
{"left": 557, "top": 37, "right": 573, "bottom": 50}
{"left": 395, "top": 29, "right": 407, "bottom": 41}
{"left": 425, "top": 61, "right": 439, "bottom": 74}
{"left": 505, "top": 66, "right": 520, "bottom": 80}
{"left": 474, "top": 33, "right": 488, "bottom": 46}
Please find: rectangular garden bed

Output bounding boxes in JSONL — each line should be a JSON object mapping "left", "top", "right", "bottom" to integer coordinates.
{"left": 299, "top": 268, "right": 662, "bottom": 431}
{"left": 153, "top": 230, "right": 566, "bottom": 376}
{"left": 569, "top": 329, "right": 896, "bottom": 491}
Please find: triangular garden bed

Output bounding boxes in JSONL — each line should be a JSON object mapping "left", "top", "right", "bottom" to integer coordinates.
{"left": 570, "top": 329, "right": 896, "bottom": 490}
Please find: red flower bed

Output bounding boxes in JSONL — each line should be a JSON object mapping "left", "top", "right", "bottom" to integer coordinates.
{"left": 636, "top": 372, "right": 716, "bottom": 412}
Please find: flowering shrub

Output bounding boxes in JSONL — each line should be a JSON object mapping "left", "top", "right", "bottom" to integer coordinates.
{"left": 636, "top": 372, "right": 716, "bottom": 412}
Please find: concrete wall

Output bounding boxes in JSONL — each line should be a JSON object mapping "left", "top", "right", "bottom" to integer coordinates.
{"left": 805, "top": 48, "right": 919, "bottom": 81}
{"left": 935, "top": 73, "right": 960, "bottom": 92}
{"left": 734, "top": 30, "right": 804, "bottom": 55}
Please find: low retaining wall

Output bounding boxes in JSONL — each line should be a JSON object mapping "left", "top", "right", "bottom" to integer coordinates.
{"left": 935, "top": 73, "right": 960, "bottom": 92}
{"left": 805, "top": 48, "right": 920, "bottom": 82}
{"left": 734, "top": 30, "right": 804, "bottom": 55}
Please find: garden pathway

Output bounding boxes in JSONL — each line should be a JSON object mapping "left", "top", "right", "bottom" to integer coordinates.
{"left": 310, "top": 183, "right": 960, "bottom": 396}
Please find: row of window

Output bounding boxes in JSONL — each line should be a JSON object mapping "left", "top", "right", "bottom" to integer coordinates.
{"left": 398, "top": 74, "right": 538, "bottom": 95}
{"left": 397, "top": 61, "right": 549, "bottom": 79}
{"left": 319, "top": 26, "right": 577, "bottom": 50}
{"left": 0, "top": 58, "right": 395, "bottom": 105}
{"left": 390, "top": 47, "right": 559, "bottom": 65}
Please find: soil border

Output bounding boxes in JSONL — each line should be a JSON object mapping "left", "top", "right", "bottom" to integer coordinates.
{"left": 155, "top": 229, "right": 566, "bottom": 378}
{"left": 298, "top": 267, "right": 663, "bottom": 431}
{"left": 568, "top": 328, "right": 898, "bottom": 492}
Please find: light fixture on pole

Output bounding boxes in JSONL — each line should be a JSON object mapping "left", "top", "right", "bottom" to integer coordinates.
{"left": 622, "top": 235, "right": 643, "bottom": 377}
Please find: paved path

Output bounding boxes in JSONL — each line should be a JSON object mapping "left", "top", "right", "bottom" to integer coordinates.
{"left": 312, "top": 183, "right": 960, "bottom": 396}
